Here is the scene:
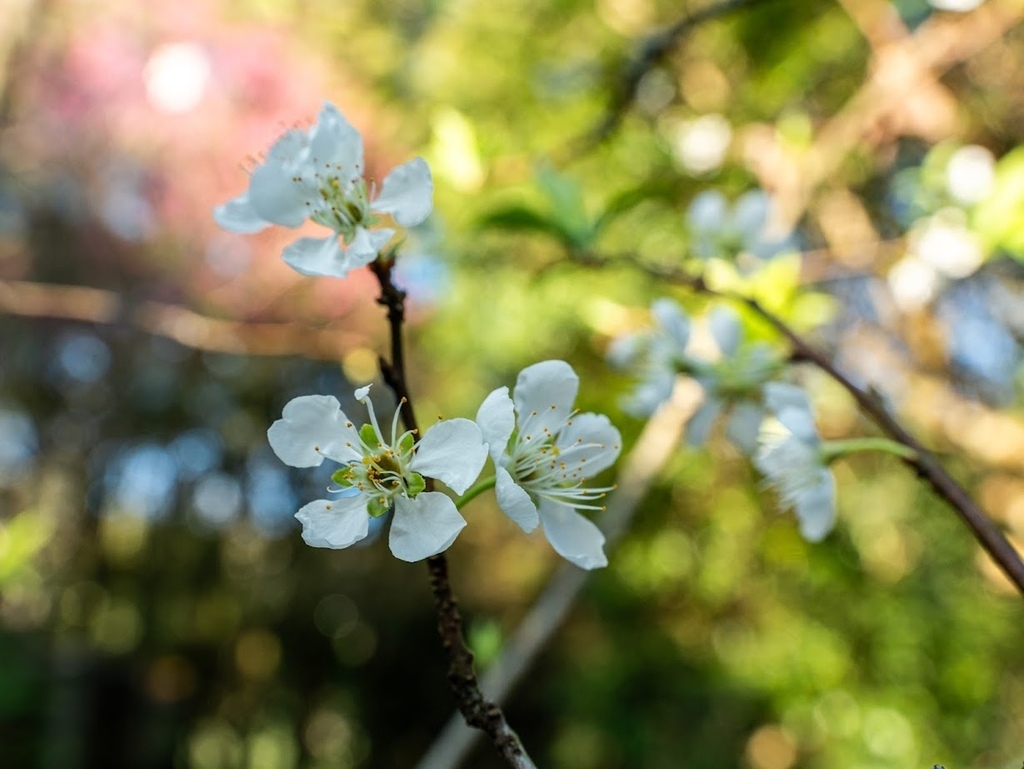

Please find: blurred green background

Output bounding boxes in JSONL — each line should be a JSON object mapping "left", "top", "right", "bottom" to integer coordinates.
{"left": 0, "top": 0, "right": 1022, "bottom": 767}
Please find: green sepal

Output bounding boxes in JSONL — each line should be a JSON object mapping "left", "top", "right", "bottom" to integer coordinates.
{"left": 367, "top": 495, "right": 391, "bottom": 518}
{"left": 359, "top": 423, "right": 380, "bottom": 447}
{"left": 406, "top": 472, "right": 426, "bottom": 497}
{"left": 331, "top": 467, "right": 354, "bottom": 487}
{"left": 399, "top": 432, "right": 415, "bottom": 453}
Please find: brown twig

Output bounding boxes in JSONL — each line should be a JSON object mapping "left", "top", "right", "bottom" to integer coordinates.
{"left": 0, "top": 278, "right": 367, "bottom": 360}
{"left": 366, "top": 256, "right": 538, "bottom": 769}
{"left": 415, "top": 379, "right": 700, "bottom": 769}
{"left": 579, "top": 0, "right": 782, "bottom": 150}
{"left": 569, "top": 249, "right": 1024, "bottom": 597}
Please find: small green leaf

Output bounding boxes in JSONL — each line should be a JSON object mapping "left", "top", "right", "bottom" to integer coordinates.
{"left": 399, "top": 432, "right": 415, "bottom": 453}
{"left": 331, "top": 467, "right": 354, "bottom": 487}
{"left": 406, "top": 472, "right": 426, "bottom": 497}
{"left": 359, "top": 423, "right": 380, "bottom": 447}
{"left": 367, "top": 495, "right": 391, "bottom": 518}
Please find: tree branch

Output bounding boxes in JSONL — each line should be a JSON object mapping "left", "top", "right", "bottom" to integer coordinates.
{"left": 367, "top": 257, "right": 538, "bottom": 769}
{"left": 415, "top": 380, "right": 700, "bottom": 769}
{"left": 569, "top": 249, "right": 1024, "bottom": 597}
{"left": 580, "top": 0, "right": 781, "bottom": 149}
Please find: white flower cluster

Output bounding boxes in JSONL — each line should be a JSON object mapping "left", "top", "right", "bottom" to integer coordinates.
{"left": 610, "top": 299, "right": 838, "bottom": 541}
{"left": 609, "top": 299, "right": 781, "bottom": 453}
{"left": 216, "top": 104, "right": 623, "bottom": 567}
{"left": 269, "top": 362, "right": 620, "bottom": 568}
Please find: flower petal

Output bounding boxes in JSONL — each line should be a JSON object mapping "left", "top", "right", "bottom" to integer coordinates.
{"left": 651, "top": 299, "right": 690, "bottom": 350}
{"left": 763, "top": 382, "right": 818, "bottom": 443}
{"left": 724, "top": 401, "right": 764, "bottom": 454}
{"left": 295, "top": 495, "right": 369, "bottom": 549}
{"left": 475, "top": 387, "right": 515, "bottom": 462}
{"left": 793, "top": 470, "right": 836, "bottom": 542}
{"left": 213, "top": 192, "right": 270, "bottom": 234}
{"left": 389, "top": 492, "right": 467, "bottom": 561}
{"left": 495, "top": 467, "right": 539, "bottom": 532}
{"left": 309, "top": 102, "right": 363, "bottom": 173}
{"left": 686, "top": 398, "right": 721, "bottom": 447}
{"left": 537, "top": 500, "right": 607, "bottom": 570}
{"left": 709, "top": 306, "right": 741, "bottom": 356}
{"left": 268, "top": 394, "right": 361, "bottom": 467}
{"left": 513, "top": 360, "right": 579, "bottom": 436}
{"left": 555, "top": 412, "right": 621, "bottom": 475}
{"left": 248, "top": 130, "right": 313, "bottom": 227}
{"left": 411, "top": 418, "right": 486, "bottom": 495}
{"left": 282, "top": 236, "right": 350, "bottom": 277}
{"left": 344, "top": 227, "right": 394, "bottom": 264}
{"left": 374, "top": 158, "right": 433, "bottom": 227}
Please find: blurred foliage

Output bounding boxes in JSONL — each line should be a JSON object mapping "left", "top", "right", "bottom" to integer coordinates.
{"left": 0, "top": 0, "right": 1023, "bottom": 768}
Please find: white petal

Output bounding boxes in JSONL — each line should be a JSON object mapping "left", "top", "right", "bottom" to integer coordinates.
{"left": 793, "top": 470, "right": 836, "bottom": 542}
{"left": 606, "top": 333, "right": 643, "bottom": 369}
{"left": 248, "top": 130, "right": 313, "bottom": 227}
{"left": 475, "top": 387, "right": 515, "bottom": 462}
{"left": 344, "top": 227, "right": 394, "bottom": 264}
{"left": 555, "top": 412, "right": 621, "bottom": 475}
{"left": 267, "top": 394, "right": 361, "bottom": 467}
{"left": 309, "top": 102, "right": 363, "bottom": 172}
{"left": 724, "top": 401, "right": 764, "bottom": 454}
{"left": 213, "top": 193, "right": 270, "bottom": 234}
{"left": 686, "top": 398, "right": 721, "bottom": 447}
{"left": 651, "top": 299, "right": 690, "bottom": 350}
{"left": 295, "top": 496, "right": 369, "bottom": 549}
{"left": 513, "top": 360, "right": 578, "bottom": 436}
{"left": 709, "top": 306, "right": 741, "bottom": 356}
{"left": 374, "top": 158, "right": 433, "bottom": 227}
{"left": 763, "top": 382, "right": 818, "bottom": 443}
{"left": 389, "top": 492, "right": 467, "bottom": 561}
{"left": 537, "top": 500, "right": 607, "bottom": 570}
{"left": 495, "top": 467, "right": 539, "bottom": 532}
{"left": 623, "top": 372, "right": 675, "bottom": 417}
{"left": 282, "top": 236, "right": 351, "bottom": 278}
{"left": 411, "top": 418, "right": 486, "bottom": 495}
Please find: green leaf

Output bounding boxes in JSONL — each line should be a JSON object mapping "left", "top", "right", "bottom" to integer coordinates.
{"left": 406, "top": 472, "right": 426, "bottom": 497}
{"left": 478, "top": 205, "right": 574, "bottom": 243}
{"left": 331, "top": 467, "right": 355, "bottom": 487}
{"left": 974, "top": 146, "right": 1024, "bottom": 259}
{"left": 367, "top": 495, "right": 391, "bottom": 518}
{"left": 359, "top": 423, "right": 380, "bottom": 447}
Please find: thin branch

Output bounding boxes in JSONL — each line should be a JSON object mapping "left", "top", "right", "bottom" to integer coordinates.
{"left": 366, "top": 257, "right": 538, "bottom": 769}
{"left": 0, "top": 278, "right": 366, "bottom": 359}
{"left": 580, "top": 0, "right": 782, "bottom": 149}
{"left": 569, "top": 249, "right": 1024, "bottom": 597}
{"left": 415, "top": 380, "right": 700, "bottom": 769}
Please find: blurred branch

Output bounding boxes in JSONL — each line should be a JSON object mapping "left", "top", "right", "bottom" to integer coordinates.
{"left": 367, "top": 257, "right": 537, "bottom": 769}
{"left": 772, "top": 0, "right": 1024, "bottom": 230}
{"left": 415, "top": 379, "right": 699, "bottom": 769}
{"left": 0, "top": 278, "right": 366, "bottom": 358}
{"left": 579, "top": 0, "right": 782, "bottom": 150}
{"left": 568, "top": 248, "right": 1024, "bottom": 598}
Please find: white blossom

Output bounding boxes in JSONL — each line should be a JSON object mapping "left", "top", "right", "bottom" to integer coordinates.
{"left": 215, "top": 101, "right": 433, "bottom": 279}
{"left": 268, "top": 386, "right": 485, "bottom": 562}
{"left": 609, "top": 301, "right": 780, "bottom": 453}
{"left": 753, "top": 382, "right": 835, "bottom": 542}
{"left": 475, "top": 361, "right": 621, "bottom": 570}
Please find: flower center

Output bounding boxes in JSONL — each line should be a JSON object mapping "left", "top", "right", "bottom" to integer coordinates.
{"left": 307, "top": 168, "right": 377, "bottom": 241}
{"left": 507, "top": 416, "right": 612, "bottom": 511}
{"left": 331, "top": 394, "right": 424, "bottom": 516}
